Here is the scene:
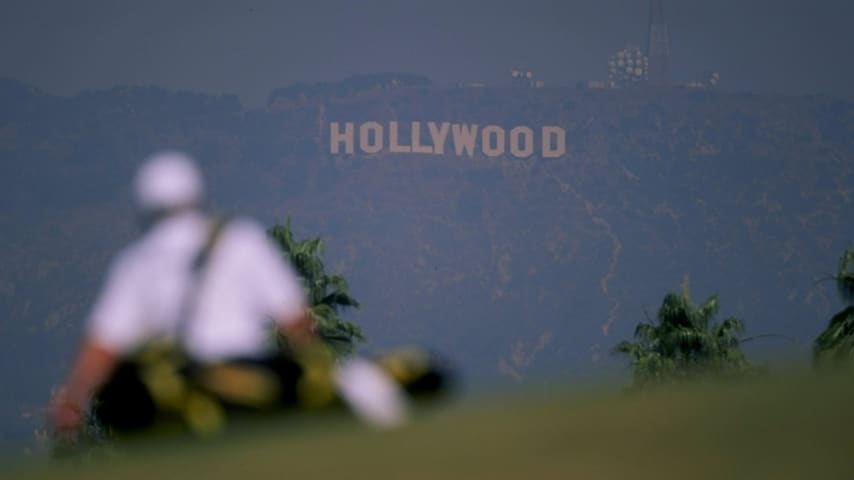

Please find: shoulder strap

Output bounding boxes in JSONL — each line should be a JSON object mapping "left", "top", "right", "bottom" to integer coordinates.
{"left": 178, "top": 215, "right": 230, "bottom": 349}
{"left": 191, "top": 216, "right": 230, "bottom": 273}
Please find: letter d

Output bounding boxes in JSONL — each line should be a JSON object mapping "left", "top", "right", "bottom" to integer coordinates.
{"left": 542, "top": 126, "right": 566, "bottom": 158}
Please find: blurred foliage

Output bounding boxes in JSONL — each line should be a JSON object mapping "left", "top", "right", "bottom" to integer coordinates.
{"left": 813, "top": 248, "right": 854, "bottom": 367}
{"left": 268, "top": 220, "right": 365, "bottom": 356}
{"left": 614, "top": 287, "right": 754, "bottom": 388}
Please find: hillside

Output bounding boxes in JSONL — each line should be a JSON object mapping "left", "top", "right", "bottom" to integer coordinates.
{"left": 1, "top": 74, "right": 853, "bottom": 445}
{"left": 9, "top": 374, "right": 854, "bottom": 479}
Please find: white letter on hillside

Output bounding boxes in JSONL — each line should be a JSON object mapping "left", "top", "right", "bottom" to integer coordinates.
{"left": 330, "top": 122, "right": 354, "bottom": 154}
{"left": 389, "top": 121, "right": 411, "bottom": 153}
{"left": 509, "top": 126, "right": 534, "bottom": 158}
{"left": 428, "top": 122, "right": 450, "bottom": 155}
{"left": 542, "top": 126, "right": 566, "bottom": 158}
{"left": 359, "top": 122, "right": 383, "bottom": 154}
{"left": 452, "top": 123, "right": 478, "bottom": 157}
{"left": 481, "top": 125, "right": 505, "bottom": 158}
{"left": 410, "top": 122, "right": 433, "bottom": 154}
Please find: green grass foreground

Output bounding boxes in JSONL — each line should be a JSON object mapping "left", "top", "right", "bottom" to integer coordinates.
{"left": 8, "top": 373, "right": 854, "bottom": 479}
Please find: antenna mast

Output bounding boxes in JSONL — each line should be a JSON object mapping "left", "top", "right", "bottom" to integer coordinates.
{"left": 647, "top": 0, "right": 671, "bottom": 86}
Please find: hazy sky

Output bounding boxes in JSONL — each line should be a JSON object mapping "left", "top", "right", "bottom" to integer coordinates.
{"left": 2, "top": 0, "right": 853, "bottom": 106}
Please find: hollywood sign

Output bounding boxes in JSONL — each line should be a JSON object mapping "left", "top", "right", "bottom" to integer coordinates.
{"left": 330, "top": 121, "right": 566, "bottom": 158}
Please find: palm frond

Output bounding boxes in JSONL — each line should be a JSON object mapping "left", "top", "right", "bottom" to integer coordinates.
{"left": 695, "top": 295, "right": 719, "bottom": 330}
{"left": 715, "top": 317, "right": 745, "bottom": 339}
{"left": 814, "top": 306, "right": 854, "bottom": 364}
{"left": 269, "top": 221, "right": 365, "bottom": 356}
{"left": 634, "top": 322, "right": 657, "bottom": 343}
{"left": 614, "top": 289, "right": 754, "bottom": 387}
{"left": 837, "top": 248, "right": 854, "bottom": 304}
{"left": 321, "top": 291, "right": 361, "bottom": 309}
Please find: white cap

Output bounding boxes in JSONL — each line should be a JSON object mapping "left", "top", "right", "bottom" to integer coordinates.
{"left": 134, "top": 151, "right": 204, "bottom": 211}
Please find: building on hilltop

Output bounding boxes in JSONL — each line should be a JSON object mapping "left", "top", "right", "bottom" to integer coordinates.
{"left": 608, "top": 45, "right": 648, "bottom": 88}
{"left": 510, "top": 68, "right": 545, "bottom": 88}
{"left": 684, "top": 71, "right": 721, "bottom": 89}
{"left": 267, "top": 73, "right": 431, "bottom": 110}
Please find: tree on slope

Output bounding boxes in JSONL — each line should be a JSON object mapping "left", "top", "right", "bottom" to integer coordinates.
{"left": 268, "top": 220, "right": 365, "bottom": 356}
{"left": 614, "top": 285, "right": 752, "bottom": 388}
{"left": 813, "top": 248, "right": 854, "bottom": 367}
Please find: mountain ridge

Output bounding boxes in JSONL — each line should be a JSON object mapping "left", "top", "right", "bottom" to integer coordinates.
{"left": 1, "top": 75, "right": 852, "bottom": 445}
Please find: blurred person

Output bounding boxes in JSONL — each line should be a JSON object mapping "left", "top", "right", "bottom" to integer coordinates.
{"left": 49, "top": 151, "right": 407, "bottom": 444}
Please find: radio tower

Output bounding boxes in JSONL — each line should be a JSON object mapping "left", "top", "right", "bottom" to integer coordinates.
{"left": 647, "top": 0, "right": 671, "bottom": 86}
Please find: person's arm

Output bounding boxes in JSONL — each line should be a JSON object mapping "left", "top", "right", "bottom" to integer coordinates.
{"left": 51, "top": 247, "right": 141, "bottom": 438}
{"left": 279, "top": 307, "right": 316, "bottom": 349}
{"left": 246, "top": 221, "right": 318, "bottom": 350}
{"left": 50, "top": 339, "right": 118, "bottom": 438}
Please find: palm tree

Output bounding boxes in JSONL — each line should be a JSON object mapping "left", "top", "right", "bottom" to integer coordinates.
{"left": 268, "top": 220, "right": 365, "bottom": 356}
{"left": 614, "top": 286, "right": 752, "bottom": 389}
{"left": 813, "top": 248, "right": 854, "bottom": 367}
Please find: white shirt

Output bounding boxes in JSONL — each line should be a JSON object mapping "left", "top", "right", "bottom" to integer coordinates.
{"left": 87, "top": 211, "right": 306, "bottom": 362}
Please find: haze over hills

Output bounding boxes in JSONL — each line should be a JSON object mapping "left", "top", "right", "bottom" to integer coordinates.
{"left": 1, "top": 73, "right": 853, "bottom": 447}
